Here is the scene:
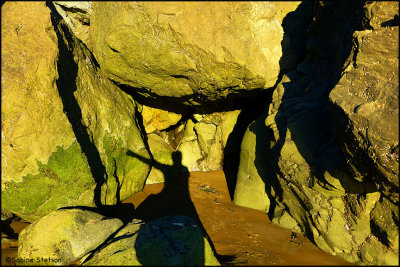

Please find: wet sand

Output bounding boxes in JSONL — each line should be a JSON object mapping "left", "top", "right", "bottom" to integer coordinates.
{"left": 1, "top": 170, "right": 352, "bottom": 266}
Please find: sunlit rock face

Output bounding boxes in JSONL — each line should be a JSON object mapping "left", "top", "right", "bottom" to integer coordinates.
{"left": 145, "top": 109, "right": 241, "bottom": 183}
{"left": 142, "top": 106, "right": 182, "bottom": 134}
{"left": 233, "top": 1, "right": 399, "bottom": 265}
{"left": 1, "top": 2, "right": 150, "bottom": 222}
{"left": 89, "top": 2, "right": 300, "bottom": 106}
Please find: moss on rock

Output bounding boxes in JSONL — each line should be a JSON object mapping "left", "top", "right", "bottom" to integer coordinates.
{"left": 2, "top": 142, "right": 94, "bottom": 222}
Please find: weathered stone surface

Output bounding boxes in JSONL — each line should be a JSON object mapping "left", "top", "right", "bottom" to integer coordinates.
{"left": 89, "top": 2, "right": 300, "bottom": 106}
{"left": 1, "top": 2, "right": 150, "bottom": 222}
{"left": 329, "top": 1, "right": 399, "bottom": 195}
{"left": 235, "top": 75, "right": 398, "bottom": 265}
{"left": 82, "top": 220, "right": 143, "bottom": 265}
{"left": 18, "top": 209, "right": 123, "bottom": 265}
{"left": 177, "top": 111, "right": 240, "bottom": 172}
{"left": 84, "top": 216, "right": 219, "bottom": 266}
{"left": 142, "top": 106, "right": 182, "bottom": 134}
{"left": 233, "top": 1, "right": 398, "bottom": 265}
{"left": 233, "top": 108, "right": 272, "bottom": 213}
{"left": 144, "top": 110, "right": 240, "bottom": 173}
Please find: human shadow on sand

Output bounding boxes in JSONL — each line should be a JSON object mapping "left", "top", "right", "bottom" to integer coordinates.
{"left": 125, "top": 150, "right": 225, "bottom": 265}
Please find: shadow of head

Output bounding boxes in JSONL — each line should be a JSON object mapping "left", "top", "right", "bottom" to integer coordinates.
{"left": 172, "top": 151, "right": 183, "bottom": 167}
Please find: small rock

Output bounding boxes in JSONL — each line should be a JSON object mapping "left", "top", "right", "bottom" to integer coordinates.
{"left": 18, "top": 209, "right": 123, "bottom": 265}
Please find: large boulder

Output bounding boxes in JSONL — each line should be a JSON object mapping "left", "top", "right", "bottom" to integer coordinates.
{"left": 233, "top": 1, "right": 398, "bottom": 265}
{"left": 18, "top": 209, "right": 123, "bottom": 265}
{"left": 89, "top": 2, "right": 301, "bottom": 106}
{"left": 83, "top": 216, "right": 220, "bottom": 266}
{"left": 1, "top": 2, "right": 150, "bottom": 222}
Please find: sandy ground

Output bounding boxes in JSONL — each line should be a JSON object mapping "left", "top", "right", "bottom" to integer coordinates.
{"left": 1, "top": 170, "right": 352, "bottom": 266}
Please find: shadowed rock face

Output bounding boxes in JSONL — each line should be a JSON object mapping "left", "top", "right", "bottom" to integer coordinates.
{"left": 233, "top": 1, "right": 399, "bottom": 265}
{"left": 329, "top": 1, "right": 399, "bottom": 200}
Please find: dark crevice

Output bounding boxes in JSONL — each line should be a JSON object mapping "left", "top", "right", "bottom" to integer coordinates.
{"left": 370, "top": 219, "right": 390, "bottom": 247}
{"left": 1, "top": 216, "right": 19, "bottom": 240}
{"left": 239, "top": 0, "right": 381, "bottom": 245}
{"left": 107, "top": 44, "right": 119, "bottom": 53}
{"left": 224, "top": 1, "right": 314, "bottom": 202}
{"left": 160, "top": 107, "right": 197, "bottom": 133}
{"left": 274, "top": 0, "right": 374, "bottom": 194}
{"left": 114, "top": 79, "right": 271, "bottom": 115}
{"left": 132, "top": 104, "right": 154, "bottom": 185}
{"left": 133, "top": 105, "right": 153, "bottom": 162}
{"left": 47, "top": 2, "right": 107, "bottom": 208}
{"left": 170, "top": 74, "right": 190, "bottom": 80}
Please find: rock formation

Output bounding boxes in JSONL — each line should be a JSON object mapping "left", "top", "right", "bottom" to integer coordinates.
{"left": 1, "top": 1, "right": 398, "bottom": 265}
{"left": 88, "top": 2, "right": 301, "bottom": 107}
{"left": 2, "top": 2, "right": 151, "bottom": 221}
{"left": 18, "top": 209, "right": 123, "bottom": 265}
{"left": 233, "top": 1, "right": 399, "bottom": 265}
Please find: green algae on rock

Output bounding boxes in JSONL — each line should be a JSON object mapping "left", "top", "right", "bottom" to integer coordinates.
{"left": 2, "top": 142, "right": 95, "bottom": 222}
{"left": 18, "top": 209, "right": 123, "bottom": 265}
{"left": 1, "top": 2, "right": 151, "bottom": 221}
